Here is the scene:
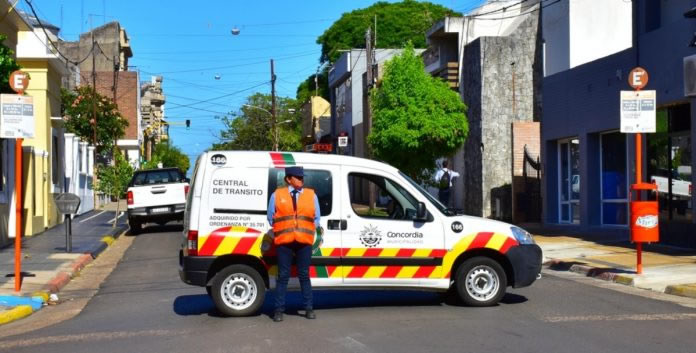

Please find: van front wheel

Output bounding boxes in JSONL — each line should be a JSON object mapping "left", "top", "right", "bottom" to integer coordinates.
{"left": 455, "top": 257, "right": 507, "bottom": 306}
{"left": 211, "top": 265, "right": 265, "bottom": 317}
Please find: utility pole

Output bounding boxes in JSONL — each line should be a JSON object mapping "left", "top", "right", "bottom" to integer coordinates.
{"left": 364, "top": 27, "right": 376, "bottom": 210}
{"left": 270, "top": 59, "right": 277, "bottom": 151}
{"left": 364, "top": 27, "right": 374, "bottom": 158}
{"left": 90, "top": 19, "right": 99, "bottom": 209}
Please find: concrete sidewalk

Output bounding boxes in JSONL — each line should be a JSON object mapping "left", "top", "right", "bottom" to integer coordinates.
{"left": 0, "top": 202, "right": 128, "bottom": 325}
{"left": 529, "top": 225, "right": 696, "bottom": 299}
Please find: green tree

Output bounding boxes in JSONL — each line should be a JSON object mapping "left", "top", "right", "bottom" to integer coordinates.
{"left": 61, "top": 86, "right": 129, "bottom": 157}
{"left": 369, "top": 44, "right": 468, "bottom": 182}
{"left": 296, "top": 69, "right": 330, "bottom": 103}
{"left": 317, "top": 0, "right": 458, "bottom": 64}
{"left": 142, "top": 141, "right": 190, "bottom": 174}
{"left": 212, "top": 93, "right": 302, "bottom": 151}
{"left": 95, "top": 150, "right": 134, "bottom": 227}
{"left": 0, "top": 34, "right": 21, "bottom": 94}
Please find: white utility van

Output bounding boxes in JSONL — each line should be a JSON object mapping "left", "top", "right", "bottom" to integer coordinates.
{"left": 179, "top": 151, "right": 542, "bottom": 316}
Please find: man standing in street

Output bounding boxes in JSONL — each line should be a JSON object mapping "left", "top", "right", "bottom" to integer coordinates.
{"left": 267, "top": 166, "right": 320, "bottom": 322}
{"left": 434, "top": 160, "right": 460, "bottom": 207}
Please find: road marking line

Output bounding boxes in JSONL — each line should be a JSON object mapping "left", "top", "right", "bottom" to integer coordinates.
{"left": 78, "top": 211, "right": 106, "bottom": 223}
{"left": 542, "top": 313, "right": 696, "bottom": 323}
{"left": 107, "top": 212, "right": 124, "bottom": 224}
{"left": 0, "top": 329, "right": 190, "bottom": 349}
{"left": 333, "top": 336, "right": 372, "bottom": 353}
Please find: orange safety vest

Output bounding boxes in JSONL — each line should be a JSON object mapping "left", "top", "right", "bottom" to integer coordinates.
{"left": 272, "top": 187, "right": 316, "bottom": 245}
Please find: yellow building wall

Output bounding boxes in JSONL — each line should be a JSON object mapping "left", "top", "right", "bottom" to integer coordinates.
{"left": 16, "top": 58, "right": 61, "bottom": 235}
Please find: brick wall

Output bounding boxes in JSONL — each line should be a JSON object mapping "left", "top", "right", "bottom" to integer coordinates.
{"left": 79, "top": 71, "right": 139, "bottom": 140}
{"left": 512, "top": 122, "right": 540, "bottom": 177}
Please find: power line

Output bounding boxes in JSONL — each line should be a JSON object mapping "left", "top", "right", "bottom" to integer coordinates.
{"left": 23, "top": 0, "right": 95, "bottom": 66}
{"left": 154, "top": 51, "right": 320, "bottom": 74}
{"left": 472, "top": 0, "right": 560, "bottom": 21}
{"left": 166, "top": 81, "right": 269, "bottom": 111}
{"left": 137, "top": 42, "right": 318, "bottom": 55}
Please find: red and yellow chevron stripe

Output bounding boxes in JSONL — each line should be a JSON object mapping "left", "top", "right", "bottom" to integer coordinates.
{"left": 198, "top": 226, "right": 264, "bottom": 257}
{"left": 198, "top": 228, "right": 518, "bottom": 280}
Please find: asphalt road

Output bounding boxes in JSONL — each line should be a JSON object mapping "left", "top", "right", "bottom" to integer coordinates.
{"left": 1, "top": 226, "right": 696, "bottom": 353}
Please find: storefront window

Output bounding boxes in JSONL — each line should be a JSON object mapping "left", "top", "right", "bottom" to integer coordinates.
{"left": 601, "top": 132, "right": 628, "bottom": 225}
{"left": 559, "top": 138, "right": 580, "bottom": 223}
{"left": 647, "top": 104, "right": 692, "bottom": 224}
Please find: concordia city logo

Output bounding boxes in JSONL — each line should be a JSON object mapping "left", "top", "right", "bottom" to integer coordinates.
{"left": 360, "top": 225, "right": 382, "bottom": 247}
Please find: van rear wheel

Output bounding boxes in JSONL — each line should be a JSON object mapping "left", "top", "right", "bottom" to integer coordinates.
{"left": 211, "top": 264, "right": 265, "bottom": 317}
{"left": 455, "top": 257, "right": 506, "bottom": 306}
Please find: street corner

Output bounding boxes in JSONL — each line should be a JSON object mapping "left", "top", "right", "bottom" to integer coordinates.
{"left": 71, "top": 254, "right": 94, "bottom": 273}
{"left": 544, "top": 259, "right": 637, "bottom": 285}
{"left": 101, "top": 236, "right": 115, "bottom": 247}
{"left": 43, "top": 272, "right": 72, "bottom": 294}
{"left": 0, "top": 305, "right": 33, "bottom": 325}
{"left": 665, "top": 284, "right": 696, "bottom": 299}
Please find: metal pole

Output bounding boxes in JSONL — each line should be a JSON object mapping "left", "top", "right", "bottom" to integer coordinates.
{"left": 65, "top": 214, "right": 71, "bottom": 253}
{"left": 14, "top": 138, "right": 23, "bottom": 292}
{"left": 271, "top": 59, "right": 277, "bottom": 151}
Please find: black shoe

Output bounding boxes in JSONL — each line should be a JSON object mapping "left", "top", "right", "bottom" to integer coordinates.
{"left": 305, "top": 309, "right": 316, "bottom": 319}
{"left": 273, "top": 312, "right": 283, "bottom": 322}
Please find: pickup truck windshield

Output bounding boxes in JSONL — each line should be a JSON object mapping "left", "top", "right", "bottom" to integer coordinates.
{"left": 399, "top": 171, "right": 451, "bottom": 216}
{"left": 131, "top": 169, "right": 185, "bottom": 186}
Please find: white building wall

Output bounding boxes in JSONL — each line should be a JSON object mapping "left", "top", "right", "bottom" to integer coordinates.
{"left": 544, "top": 0, "right": 632, "bottom": 76}
{"left": 63, "top": 133, "right": 94, "bottom": 215}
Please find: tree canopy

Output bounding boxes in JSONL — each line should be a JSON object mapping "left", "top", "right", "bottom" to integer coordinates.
{"left": 0, "top": 34, "right": 21, "bottom": 94}
{"left": 142, "top": 141, "right": 191, "bottom": 174}
{"left": 369, "top": 44, "right": 468, "bottom": 182}
{"left": 296, "top": 69, "right": 330, "bottom": 103}
{"left": 95, "top": 150, "right": 134, "bottom": 226}
{"left": 317, "top": 0, "right": 458, "bottom": 64}
{"left": 61, "top": 86, "right": 129, "bottom": 156}
{"left": 212, "top": 93, "right": 303, "bottom": 152}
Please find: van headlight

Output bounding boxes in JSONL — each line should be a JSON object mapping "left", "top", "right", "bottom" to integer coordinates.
{"left": 510, "top": 227, "right": 535, "bottom": 245}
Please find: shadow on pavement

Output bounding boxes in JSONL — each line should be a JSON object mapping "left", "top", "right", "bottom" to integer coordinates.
{"left": 173, "top": 289, "right": 530, "bottom": 318}
{"left": 126, "top": 223, "right": 183, "bottom": 236}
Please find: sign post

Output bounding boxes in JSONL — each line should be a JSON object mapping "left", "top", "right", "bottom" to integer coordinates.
{"left": 621, "top": 67, "right": 659, "bottom": 275}
{"left": 2, "top": 70, "right": 32, "bottom": 291}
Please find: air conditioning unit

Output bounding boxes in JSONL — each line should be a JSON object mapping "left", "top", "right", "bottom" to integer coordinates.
{"left": 684, "top": 54, "right": 696, "bottom": 97}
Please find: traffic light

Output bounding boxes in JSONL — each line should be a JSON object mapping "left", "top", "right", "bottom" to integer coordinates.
{"left": 185, "top": 119, "right": 190, "bottom": 129}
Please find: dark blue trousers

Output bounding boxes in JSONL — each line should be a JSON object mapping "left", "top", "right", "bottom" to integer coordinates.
{"left": 274, "top": 242, "right": 313, "bottom": 312}
{"left": 438, "top": 189, "right": 451, "bottom": 206}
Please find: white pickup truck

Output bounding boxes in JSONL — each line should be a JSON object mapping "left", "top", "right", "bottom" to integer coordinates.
{"left": 650, "top": 169, "right": 691, "bottom": 199}
{"left": 127, "top": 168, "right": 190, "bottom": 234}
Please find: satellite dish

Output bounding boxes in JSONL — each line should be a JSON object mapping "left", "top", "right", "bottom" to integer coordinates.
{"left": 231, "top": 27, "right": 241, "bottom": 35}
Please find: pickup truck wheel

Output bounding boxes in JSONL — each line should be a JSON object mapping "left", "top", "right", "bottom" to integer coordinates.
{"left": 455, "top": 257, "right": 506, "bottom": 307}
{"left": 211, "top": 265, "right": 265, "bottom": 317}
{"left": 129, "top": 218, "right": 141, "bottom": 235}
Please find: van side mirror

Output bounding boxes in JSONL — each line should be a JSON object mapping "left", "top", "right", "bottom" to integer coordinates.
{"left": 416, "top": 202, "right": 427, "bottom": 220}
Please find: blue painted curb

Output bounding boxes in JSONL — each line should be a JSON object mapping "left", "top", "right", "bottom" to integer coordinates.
{"left": 0, "top": 295, "right": 43, "bottom": 311}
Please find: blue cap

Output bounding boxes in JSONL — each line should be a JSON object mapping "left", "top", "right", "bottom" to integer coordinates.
{"left": 285, "top": 166, "right": 304, "bottom": 177}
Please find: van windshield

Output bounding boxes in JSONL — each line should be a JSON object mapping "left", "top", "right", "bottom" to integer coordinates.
{"left": 398, "top": 171, "right": 453, "bottom": 216}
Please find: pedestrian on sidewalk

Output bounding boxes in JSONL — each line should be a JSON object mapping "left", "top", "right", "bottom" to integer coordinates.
{"left": 267, "top": 166, "right": 321, "bottom": 322}
{"left": 434, "top": 160, "right": 459, "bottom": 207}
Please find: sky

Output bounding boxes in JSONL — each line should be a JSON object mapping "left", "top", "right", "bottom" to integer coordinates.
{"left": 17, "top": 0, "right": 485, "bottom": 171}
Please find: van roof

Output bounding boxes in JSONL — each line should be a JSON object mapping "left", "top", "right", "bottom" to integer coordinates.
{"left": 199, "top": 151, "right": 400, "bottom": 174}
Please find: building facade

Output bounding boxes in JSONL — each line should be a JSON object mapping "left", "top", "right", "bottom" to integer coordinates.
{"left": 328, "top": 49, "right": 424, "bottom": 157}
{"left": 423, "top": 1, "right": 543, "bottom": 220}
{"left": 542, "top": 0, "right": 696, "bottom": 247}
{"left": 141, "top": 76, "right": 166, "bottom": 161}
{"left": 0, "top": 1, "right": 95, "bottom": 246}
